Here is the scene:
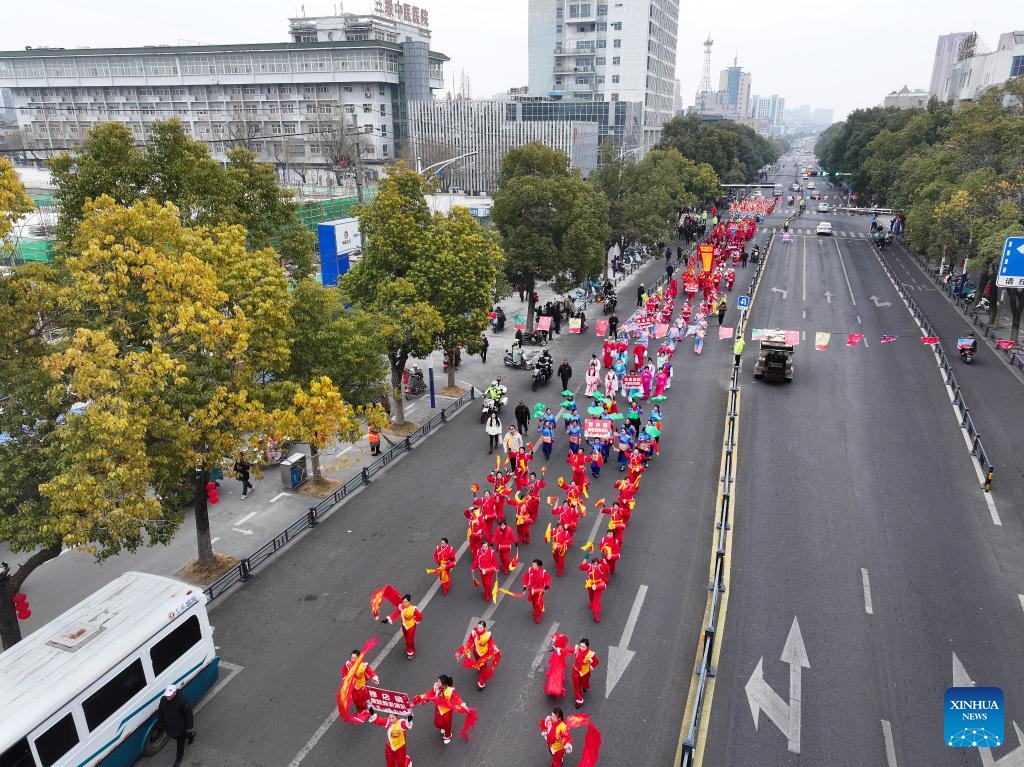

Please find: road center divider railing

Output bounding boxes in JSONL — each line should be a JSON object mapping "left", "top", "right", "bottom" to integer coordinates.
{"left": 677, "top": 231, "right": 773, "bottom": 766}
{"left": 895, "top": 238, "right": 1024, "bottom": 374}
{"left": 875, "top": 250, "right": 995, "bottom": 491}
{"left": 204, "top": 387, "right": 477, "bottom": 603}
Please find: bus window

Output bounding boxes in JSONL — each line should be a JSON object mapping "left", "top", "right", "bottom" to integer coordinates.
{"left": 151, "top": 615, "right": 202, "bottom": 676}
{"left": 34, "top": 713, "right": 79, "bottom": 767}
{"left": 0, "top": 738, "right": 33, "bottom": 767}
{"left": 82, "top": 659, "right": 147, "bottom": 732}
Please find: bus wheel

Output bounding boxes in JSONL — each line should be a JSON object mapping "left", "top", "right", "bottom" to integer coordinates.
{"left": 143, "top": 724, "right": 169, "bottom": 756}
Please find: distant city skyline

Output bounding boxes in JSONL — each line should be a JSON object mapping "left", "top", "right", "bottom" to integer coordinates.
{"left": 0, "top": 1, "right": 1020, "bottom": 123}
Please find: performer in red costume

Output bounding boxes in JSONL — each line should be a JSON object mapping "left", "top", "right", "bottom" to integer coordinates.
{"left": 411, "top": 674, "right": 477, "bottom": 744}
{"left": 538, "top": 707, "right": 573, "bottom": 767}
{"left": 367, "top": 711, "right": 413, "bottom": 767}
{"left": 598, "top": 530, "right": 621, "bottom": 574}
{"left": 472, "top": 541, "right": 500, "bottom": 602}
{"left": 552, "top": 498, "right": 583, "bottom": 535}
{"left": 566, "top": 448, "right": 587, "bottom": 488}
{"left": 381, "top": 594, "right": 422, "bottom": 659}
{"left": 429, "top": 536, "right": 457, "bottom": 595}
{"left": 521, "top": 558, "right": 552, "bottom": 623}
{"left": 464, "top": 505, "right": 486, "bottom": 558}
{"left": 550, "top": 522, "right": 573, "bottom": 577}
{"left": 570, "top": 638, "right": 600, "bottom": 708}
{"left": 579, "top": 555, "right": 610, "bottom": 622}
{"left": 341, "top": 649, "right": 379, "bottom": 713}
{"left": 492, "top": 519, "right": 519, "bottom": 573}
{"left": 457, "top": 620, "right": 502, "bottom": 689}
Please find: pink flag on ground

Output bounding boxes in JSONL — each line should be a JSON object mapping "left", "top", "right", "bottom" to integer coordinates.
{"left": 814, "top": 332, "right": 830, "bottom": 350}
{"left": 784, "top": 330, "right": 801, "bottom": 346}
{"left": 718, "top": 326, "right": 734, "bottom": 340}
{"left": 995, "top": 339, "right": 1015, "bottom": 350}
{"left": 920, "top": 336, "right": 940, "bottom": 345}
{"left": 537, "top": 315, "right": 552, "bottom": 331}
{"left": 847, "top": 333, "right": 864, "bottom": 347}
{"left": 655, "top": 323, "right": 669, "bottom": 338}
{"left": 880, "top": 335, "right": 897, "bottom": 343}
{"left": 595, "top": 319, "right": 608, "bottom": 336}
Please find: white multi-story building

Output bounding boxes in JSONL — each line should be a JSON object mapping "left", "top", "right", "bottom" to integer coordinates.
{"left": 882, "top": 85, "right": 929, "bottom": 110}
{"left": 929, "top": 32, "right": 972, "bottom": 100}
{"left": 408, "top": 99, "right": 600, "bottom": 193}
{"left": 749, "top": 94, "right": 784, "bottom": 136}
{"left": 944, "top": 30, "right": 1024, "bottom": 104}
{"left": 527, "top": 0, "right": 679, "bottom": 146}
{"left": 0, "top": 11, "right": 447, "bottom": 185}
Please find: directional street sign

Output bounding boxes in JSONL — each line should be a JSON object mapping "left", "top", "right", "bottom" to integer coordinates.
{"left": 737, "top": 294, "right": 751, "bottom": 310}
{"left": 996, "top": 237, "right": 1024, "bottom": 288}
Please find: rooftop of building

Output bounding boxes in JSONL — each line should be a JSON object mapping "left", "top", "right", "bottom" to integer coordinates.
{"left": 0, "top": 40, "right": 448, "bottom": 61}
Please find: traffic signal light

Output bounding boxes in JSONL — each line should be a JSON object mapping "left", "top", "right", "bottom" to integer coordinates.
{"left": 12, "top": 592, "right": 30, "bottom": 621}
{"left": 206, "top": 481, "right": 220, "bottom": 505}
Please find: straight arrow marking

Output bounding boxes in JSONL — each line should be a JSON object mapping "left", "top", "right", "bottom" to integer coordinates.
{"left": 605, "top": 584, "right": 647, "bottom": 698}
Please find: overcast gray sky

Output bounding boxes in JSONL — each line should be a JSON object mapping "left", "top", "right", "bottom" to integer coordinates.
{"left": 1, "top": 0, "right": 1020, "bottom": 121}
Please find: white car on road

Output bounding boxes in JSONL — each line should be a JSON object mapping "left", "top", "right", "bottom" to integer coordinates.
{"left": 816, "top": 202, "right": 829, "bottom": 213}
{"left": 816, "top": 222, "right": 833, "bottom": 236}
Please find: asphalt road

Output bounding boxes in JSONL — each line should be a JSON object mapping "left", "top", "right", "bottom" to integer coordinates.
{"left": 129, "top": 240, "right": 763, "bottom": 766}
{"left": 701, "top": 161, "right": 1024, "bottom": 767}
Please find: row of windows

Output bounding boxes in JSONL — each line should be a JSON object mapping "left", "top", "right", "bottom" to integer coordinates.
{"left": 13, "top": 616, "right": 204, "bottom": 767}
{"left": 0, "top": 50, "right": 403, "bottom": 80}
{"left": 1011, "top": 55, "right": 1024, "bottom": 78}
{"left": 558, "top": 3, "right": 608, "bottom": 16}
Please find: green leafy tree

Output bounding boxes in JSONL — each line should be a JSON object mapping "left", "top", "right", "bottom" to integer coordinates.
{"left": 411, "top": 208, "right": 505, "bottom": 387}
{"left": 492, "top": 142, "right": 610, "bottom": 330}
{"left": 340, "top": 165, "right": 444, "bottom": 424}
{"left": 659, "top": 114, "right": 781, "bottom": 183}
{"left": 48, "top": 119, "right": 314, "bottom": 277}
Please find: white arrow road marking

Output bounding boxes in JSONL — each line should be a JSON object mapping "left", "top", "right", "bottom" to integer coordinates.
{"left": 861, "top": 568, "right": 874, "bottom": 615}
{"left": 234, "top": 511, "right": 257, "bottom": 526}
{"left": 953, "top": 652, "right": 1024, "bottom": 766}
{"left": 232, "top": 528, "right": 253, "bottom": 535}
{"left": 881, "top": 720, "right": 898, "bottom": 767}
{"left": 869, "top": 296, "right": 892, "bottom": 308}
{"left": 1019, "top": 594, "right": 1024, "bottom": 614}
{"left": 745, "top": 616, "right": 808, "bottom": 753}
{"left": 606, "top": 584, "right": 647, "bottom": 697}
{"left": 270, "top": 492, "right": 291, "bottom": 503}
{"left": 771, "top": 287, "right": 788, "bottom": 300}
{"left": 824, "top": 291, "right": 834, "bottom": 303}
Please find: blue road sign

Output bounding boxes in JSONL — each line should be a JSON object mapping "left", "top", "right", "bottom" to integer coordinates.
{"left": 737, "top": 294, "right": 751, "bottom": 309}
{"left": 997, "top": 237, "right": 1024, "bottom": 287}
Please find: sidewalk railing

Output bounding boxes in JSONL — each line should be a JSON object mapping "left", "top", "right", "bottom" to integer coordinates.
{"left": 204, "top": 387, "right": 477, "bottom": 603}
{"left": 875, "top": 251, "right": 995, "bottom": 491}
{"left": 897, "top": 240, "right": 1023, "bottom": 373}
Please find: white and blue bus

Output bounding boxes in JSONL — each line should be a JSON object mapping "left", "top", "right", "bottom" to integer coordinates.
{"left": 0, "top": 572, "right": 220, "bottom": 767}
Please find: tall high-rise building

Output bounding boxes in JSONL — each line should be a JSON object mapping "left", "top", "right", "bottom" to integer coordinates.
{"left": 527, "top": 0, "right": 680, "bottom": 146}
{"left": 929, "top": 32, "right": 972, "bottom": 99}
{"left": 718, "top": 60, "right": 751, "bottom": 118}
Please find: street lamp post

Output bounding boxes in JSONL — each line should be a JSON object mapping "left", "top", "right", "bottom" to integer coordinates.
{"left": 417, "top": 151, "right": 480, "bottom": 178}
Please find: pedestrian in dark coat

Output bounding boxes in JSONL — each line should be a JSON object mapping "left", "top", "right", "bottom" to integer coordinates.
{"left": 158, "top": 685, "right": 195, "bottom": 767}
{"left": 480, "top": 334, "right": 489, "bottom": 363}
{"left": 608, "top": 313, "right": 619, "bottom": 338}
{"left": 636, "top": 284, "right": 645, "bottom": 307}
{"left": 557, "top": 360, "right": 573, "bottom": 391}
{"left": 515, "top": 401, "right": 531, "bottom": 435}
{"left": 717, "top": 301, "right": 727, "bottom": 326}
{"left": 233, "top": 455, "right": 252, "bottom": 499}
{"left": 552, "top": 303, "right": 563, "bottom": 335}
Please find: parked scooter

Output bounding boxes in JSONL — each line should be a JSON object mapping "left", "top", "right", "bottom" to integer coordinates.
{"left": 403, "top": 365, "right": 426, "bottom": 399}
{"left": 503, "top": 344, "right": 535, "bottom": 370}
{"left": 602, "top": 292, "right": 618, "bottom": 315}
{"left": 516, "top": 328, "right": 548, "bottom": 346}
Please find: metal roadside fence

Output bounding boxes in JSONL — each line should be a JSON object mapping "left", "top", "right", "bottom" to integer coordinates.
{"left": 898, "top": 240, "right": 1024, "bottom": 373}
{"left": 876, "top": 251, "right": 995, "bottom": 491}
{"left": 204, "top": 387, "right": 477, "bottom": 603}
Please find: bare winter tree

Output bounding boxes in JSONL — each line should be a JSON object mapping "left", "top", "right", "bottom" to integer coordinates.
{"left": 315, "top": 114, "right": 366, "bottom": 185}
{"left": 222, "top": 117, "right": 264, "bottom": 152}
{"left": 271, "top": 137, "right": 309, "bottom": 185}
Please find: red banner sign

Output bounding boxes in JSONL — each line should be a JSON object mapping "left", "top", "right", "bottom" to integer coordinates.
{"left": 698, "top": 244, "right": 715, "bottom": 274}
{"left": 584, "top": 419, "right": 613, "bottom": 440}
{"left": 622, "top": 374, "right": 643, "bottom": 389}
{"left": 365, "top": 687, "right": 412, "bottom": 716}
{"left": 536, "top": 315, "right": 552, "bottom": 331}
{"left": 595, "top": 319, "right": 608, "bottom": 336}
